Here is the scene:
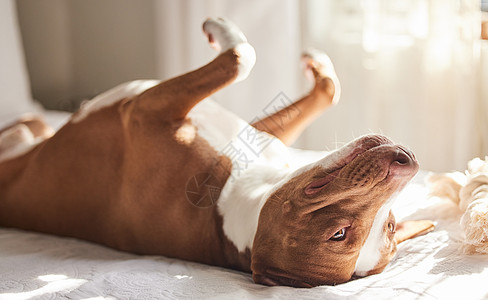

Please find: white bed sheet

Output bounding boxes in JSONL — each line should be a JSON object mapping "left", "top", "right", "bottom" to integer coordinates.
{"left": 1, "top": 112, "right": 488, "bottom": 300}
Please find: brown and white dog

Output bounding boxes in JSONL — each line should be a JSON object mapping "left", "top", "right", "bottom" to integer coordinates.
{"left": 0, "top": 18, "right": 434, "bottom": 287}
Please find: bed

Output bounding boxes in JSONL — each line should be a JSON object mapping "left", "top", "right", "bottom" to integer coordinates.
{"left": 1, "top": 163, "right": 488, "bottom": 300}
{"left": 2, "top": 1, "right": 488, "bottom": 299}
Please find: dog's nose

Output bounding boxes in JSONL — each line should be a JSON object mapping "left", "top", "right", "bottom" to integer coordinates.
{"left": 389, "top": 146, "right": 418, "bottom": 176}
{"left": 394, "top": 150, "right": 410, "bottom": 165}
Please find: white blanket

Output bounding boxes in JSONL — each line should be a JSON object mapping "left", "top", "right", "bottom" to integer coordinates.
{"left": 1, "top": 113, "right": 487, "bottom": 300}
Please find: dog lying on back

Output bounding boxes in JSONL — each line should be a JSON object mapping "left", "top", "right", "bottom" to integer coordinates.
{"left": 0, "top": 18, "right": 434, "bottom": 287}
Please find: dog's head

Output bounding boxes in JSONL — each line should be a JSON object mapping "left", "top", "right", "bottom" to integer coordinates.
{"left": 251, "top": 134, "right": 432, "bottom": 287}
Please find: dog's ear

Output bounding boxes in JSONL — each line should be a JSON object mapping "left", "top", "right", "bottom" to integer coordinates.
{"left": 395, "top": 220, "right": 435, "bottom": 244}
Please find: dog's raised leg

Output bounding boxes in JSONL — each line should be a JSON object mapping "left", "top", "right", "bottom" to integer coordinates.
{"left": 131, "top": 18, "right": 255, "bottom": 122}
{"left": 252, "top": 49, "right": 340, "bottom": 146}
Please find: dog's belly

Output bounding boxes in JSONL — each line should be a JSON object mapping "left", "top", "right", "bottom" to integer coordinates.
{"left": 0, "top": 80, "right": 313, "bottom": 259}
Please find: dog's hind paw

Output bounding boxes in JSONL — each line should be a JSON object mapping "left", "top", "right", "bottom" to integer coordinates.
{"left": 203, "top": 18, "right": 256, "bottom": 83}
{"left": 203, "top": 18, "right": 247, "bottom": 51}
{"left": 302, "top": 49, "right": 341, "bottom": 105}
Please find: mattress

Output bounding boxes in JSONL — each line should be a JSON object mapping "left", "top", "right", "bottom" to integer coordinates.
{"left": 1, "top": 112, "right": 487, "bottom": 300}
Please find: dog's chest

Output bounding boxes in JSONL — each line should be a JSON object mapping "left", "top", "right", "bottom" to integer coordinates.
{"left": 188, "top": 100, "right": 291, "bottom": 173}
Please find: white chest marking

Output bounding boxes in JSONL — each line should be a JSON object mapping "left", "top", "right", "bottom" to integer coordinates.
{"left": 217, "top": 166, "right": 289, "bottom": 252}
{"left": 354, "top": 198, "right": 394, "bottom": 276}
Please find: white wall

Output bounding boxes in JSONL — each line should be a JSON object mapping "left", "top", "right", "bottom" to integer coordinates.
{"left": 16, "top": 0, "right": 73, "bottom": 110}
{"left": 17, "top": 0, "right": 158, "bottom": 110}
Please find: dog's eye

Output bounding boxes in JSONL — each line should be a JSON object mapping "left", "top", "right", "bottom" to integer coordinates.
{"left": 330, "top": 228, "right": 347, "bottom": 241}
{"left": 388, "top": 222, "right": 395, "bottom": 233}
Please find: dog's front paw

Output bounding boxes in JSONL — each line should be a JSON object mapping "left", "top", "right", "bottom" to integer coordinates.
{"left": 302, "top": 49, "right": 341, "bottom": 105}
{"left": 203, "top": 18, "right": 256, "bottom": 83}
{"left": 203, "top": 18, "right": 247, "bottom": 51}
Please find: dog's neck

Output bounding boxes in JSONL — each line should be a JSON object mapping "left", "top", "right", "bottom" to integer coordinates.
{"left": 216, "top": 150, "right": 329, "bottom": 254}
{"left": 217, "top": 164, "right": 290, "bottom": 253}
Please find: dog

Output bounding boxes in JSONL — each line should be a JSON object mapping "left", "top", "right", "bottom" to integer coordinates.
{"left": 0, "top": 18, "right": 434, "bottom": 287}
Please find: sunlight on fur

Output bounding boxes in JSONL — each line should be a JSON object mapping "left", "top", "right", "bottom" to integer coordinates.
{"left": 174, "top": 123, "right": 196, "bottom": 145}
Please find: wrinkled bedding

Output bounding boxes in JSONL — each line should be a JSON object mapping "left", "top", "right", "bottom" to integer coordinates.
{"left": 1, "top": 112, "right": 487, "bottom": 300}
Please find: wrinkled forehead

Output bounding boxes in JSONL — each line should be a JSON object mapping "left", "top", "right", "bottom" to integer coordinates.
{"left": 288, "top": 134, "right": 394, "bottom": 177}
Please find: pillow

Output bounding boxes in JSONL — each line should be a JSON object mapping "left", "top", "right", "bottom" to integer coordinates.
{"left": 0, "top": 0, "right": 35, "bottom": 119}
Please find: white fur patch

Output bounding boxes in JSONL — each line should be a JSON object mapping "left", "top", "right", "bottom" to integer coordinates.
{"left": 203, "top": 18, "right": 256, "bottom": 83}
{"left": 354, "top": 197, "right": 395, "bottom": 276}
{"left": 71, "top": 80, "right": 160, "bottom": 123}
{"left": 302, "top": 48, "right": 341, "bottom": 105}
{"left": 218, "top": 166, "right": 289, "bottom": 252}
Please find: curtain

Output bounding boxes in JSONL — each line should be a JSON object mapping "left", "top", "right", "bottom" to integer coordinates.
{"left": 302, "top": 0, "right": 486, "bottom": 172}
{"left": 154, "top": 0, "right": 486, "bottom": 172}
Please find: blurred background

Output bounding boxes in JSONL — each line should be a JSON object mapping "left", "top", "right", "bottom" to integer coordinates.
{"left": 12, "top": 0, "right": 488, "bottom": 172}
